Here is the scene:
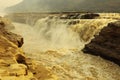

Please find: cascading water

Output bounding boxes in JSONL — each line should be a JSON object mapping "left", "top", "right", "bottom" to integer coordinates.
{"left": 11, "top": 16, "right": 120, "bottom": 80}
{"left": 12, "top": 17, "right": 84, "bottom": 53}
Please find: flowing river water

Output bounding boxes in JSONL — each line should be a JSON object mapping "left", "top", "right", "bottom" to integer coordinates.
{"left": 11, "top": 16, "right": 120, "bottom": 80}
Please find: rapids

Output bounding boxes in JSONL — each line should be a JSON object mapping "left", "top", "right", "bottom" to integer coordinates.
{"left": 11, "top": 17, "right": 120, "bottom": 80}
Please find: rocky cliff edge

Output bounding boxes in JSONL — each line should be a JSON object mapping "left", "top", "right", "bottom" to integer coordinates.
{"left": 0, "top": 17, "right": 57, "bottom": 80}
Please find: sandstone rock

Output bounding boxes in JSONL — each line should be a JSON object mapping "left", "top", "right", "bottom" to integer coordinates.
{"left": 0, "top": 20, "right": 23, "bottom": 47}
{"left": 0, "top": 17, "right": 58, "bottom": 80}
{"left": 81, "top": 13, "right": 100, "bottom": 19}
{"left": 0, "top": 34, "right": 56, "bottom": 79}
{"left": 8, "top": 64, "right": 27, "bottom": 76}
{"left": 83, "top": 21, "right": 120, "bottom": 65}
{"left": 0, "top": 35, "right": 35, "bottom": 80}
{"left": 0, "top": 17, "right": 34, "bottom": 80}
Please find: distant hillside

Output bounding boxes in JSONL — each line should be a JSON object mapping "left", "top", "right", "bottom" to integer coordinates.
{"left": 5, "top": 0, "right": 120, "bottom": 12}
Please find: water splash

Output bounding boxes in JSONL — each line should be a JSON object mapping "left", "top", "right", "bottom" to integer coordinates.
{"left": 12, "top": 17, "right": 116, "bottom": 53}
{"left": 70, "top": 19, "right": 116, "bottom": 43}
{"left": 11, "top": 16, "right": 120, "bottom": 80}
{"left": 12, "top": 17, "right": 83, "bottom": 53}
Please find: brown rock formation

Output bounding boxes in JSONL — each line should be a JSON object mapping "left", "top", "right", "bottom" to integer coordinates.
{"left": 0, "top": 17, "right": 36, "bottom": 80}
{"left": 83, "top": 21, "right": 120, "bottom": 65}
{"left": 81, "top": 13, "right": 100, "bottom": 19}
{"left": 0, "top": 17, "right": 57, "bottom": 80}
{"left": 0, "top": 20, "right": 23, "bottom": 47}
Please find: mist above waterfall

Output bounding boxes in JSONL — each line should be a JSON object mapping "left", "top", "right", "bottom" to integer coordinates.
{"left": 12, "top": 17, "right": 83, "bottom": 53}
{"left": 11, "top": 16, "right": 115, "bottom": 54}
{"left": 0, "top": 0, "right": 22, "bottom": 16}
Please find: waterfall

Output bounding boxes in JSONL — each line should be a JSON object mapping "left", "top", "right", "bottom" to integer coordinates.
{"left": 12, "top": 17, "right": 83, "bottom": 53}
{"left": 11, "top": 16, "right": 120, "bottom": 80}
{"left": 12, "top": 17, "right": 116, "bottom": 53}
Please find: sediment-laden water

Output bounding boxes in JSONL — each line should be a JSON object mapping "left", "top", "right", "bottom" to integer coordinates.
{"left": 11, "top": 16, "right": 120, "bottom": 80}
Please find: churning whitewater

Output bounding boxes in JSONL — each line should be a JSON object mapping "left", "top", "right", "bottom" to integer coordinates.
{"left": 11, "top": 16, "right": 120, "bottom": 80}
{"left": 12, "top": 17, "right": 83, "bottom": 53}
{"left": 12, "top": 17, "right": 115, "bottom": 53}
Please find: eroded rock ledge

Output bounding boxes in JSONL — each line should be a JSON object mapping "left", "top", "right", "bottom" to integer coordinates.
{"left": 83, "top": 21, "right": 120, "bottom": 65}
{"left": 0, "top": 17, "right": 57, "bottom": 80}
{"left": 0, "top": 17, "right": 23, "bottom": 47}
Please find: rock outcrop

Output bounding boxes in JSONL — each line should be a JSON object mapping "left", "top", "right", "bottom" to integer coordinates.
{"left": 0, "top": 28, "right": 35, "bottom": 80}
{"left": 81, "top": 13, "right": 100, "bottom": 19}
{"left": 83, "top": 21, "right": 120, "bottom": 65}
{"left": 0, "top": 18, "right": 23, "bottom": 47}
{"left": 0, "top": 17, "right": 57, "bottom": 80}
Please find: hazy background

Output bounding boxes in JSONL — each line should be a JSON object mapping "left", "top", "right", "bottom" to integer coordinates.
{"left": 0, "top": 0, "right": 22, "bottom": 16}
{"left": 3, "top": 0, "right": 120, "bottom": 13}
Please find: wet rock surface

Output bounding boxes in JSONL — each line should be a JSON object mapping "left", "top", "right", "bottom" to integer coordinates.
{"left": 83, "top": 21, "right": 120, "bottom": 65}
{"left": 81, "top": 13, "right": 100, "bottom": 19}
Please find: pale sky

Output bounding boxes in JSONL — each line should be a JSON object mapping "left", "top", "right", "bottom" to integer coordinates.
{"left": 0, "top": 0, "right": 23, "bottom": 12}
